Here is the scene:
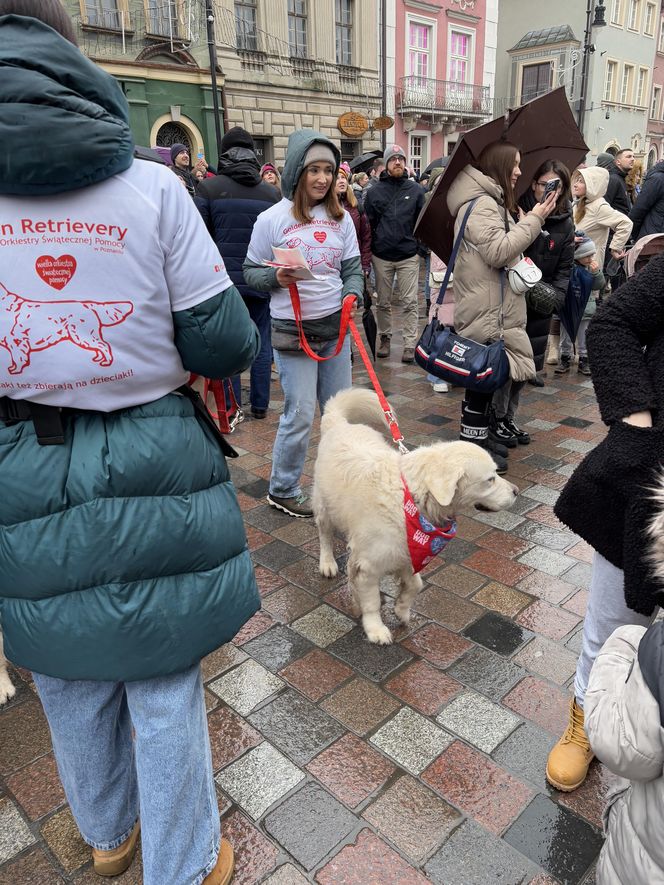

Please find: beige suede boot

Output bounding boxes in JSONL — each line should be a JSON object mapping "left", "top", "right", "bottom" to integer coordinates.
{"left": 92, "top": 822, "right": 141, "bottom": 877}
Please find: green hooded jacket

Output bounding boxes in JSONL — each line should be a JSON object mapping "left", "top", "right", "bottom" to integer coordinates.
{"left": 0, "top": 16, "right": 261, "bottom": 681}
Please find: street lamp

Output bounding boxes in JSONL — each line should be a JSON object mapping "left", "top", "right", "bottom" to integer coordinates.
{"left": 577, "top": 1, "right": 607, "bottom": 133}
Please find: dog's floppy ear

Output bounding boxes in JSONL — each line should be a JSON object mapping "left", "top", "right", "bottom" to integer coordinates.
{"left": 427, "top": 465, "right": 466, "bottom": 507}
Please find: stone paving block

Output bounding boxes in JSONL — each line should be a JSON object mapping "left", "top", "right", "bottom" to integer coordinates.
{"left": 492, "top": 721, "right": 557, "bottom": 791}
{"left": 517, "top": 570, "right": 573, "bottom": 604}
{"left": 222, "top": 810, "right": 280, "bottom": 885}
{"left": 515, "top": 521, "right": 578, "bottom": 552}
{"left": 526, "top": 504, "right": 565, "bottom": 529}
{"left": 207, "top": 706, "right": 262, "bottom": 772}
{"left": 216, "top": 742, "right": 304, "bottom": 819}
{"left": 412, "top": 587, "right": 483, "bottom": 629}
{"left": 463, "top": 549, "right": 533, "bottom": 586}
{"left": 524, "top": 419, "right": 559, "bottom": 431}
{"left": 200, "top": 644, "right": 248, "bottom": 682}
{"left": 521, "top": 485, "right": 560, "bottom": 506}
{"left": 263, "top": 864, "right": 309, "bottom": 885}
{"left": 369, "top": 706, "right": 452, "bottom": 775}
{"left": 517, "top": 546, "right": 577, "bottom": 577}
{"left": 253, "top": 566, "right": 287, "bottom": 597}
{"left": 40, "top": 808, "right": 88, "bottom": 873}
{"left": 436, "top": 690, "right": 520, "bottom": 753}
{"left": 422, "top": 741, "right": 534, "bottom": 835}
{"left": 560, "top": 417, "right": 593, "bottom": 428}
{"left": 566, "top": 626, "right": 584, "bottom": 654}
{"left": 476, "top": 528, "right": 532, "bottom": 558}
{"left": 0, "top": 700, "right": 52, "bottom": 776}
{"left": 264, "top": 782, "right": 357, "bottom": 871}
{"left": 472, "top": 509, "right": 527, "bottom": 531}
{"left": 504, "top": 794, "right": 603, "bottom": 884}
{"left": 516, "top": 600, "right": 581, "bottom": 641}
{"left": 558, "top": 762, "right": 623, "bottom": 829}
{"left": 306, "top": 733, "right": 394, "bottom": 808}
{"left": 279, "top": 649, "right": 353, "bottom": 701}
{"left": 556, "top": 438, "right": 596, "bottom": 454}
{"left": 244, "top": 503, "right": 293, "bottom": 533}
{"left": 401, "top": 623, "right": 472, "bottom": 667}
{"left": 262, "top": 585, "right": 319, "bottom": 623}
{"left": 248, "top": 690, "right": 344, "bottom": 765}
{"left": 362, "top": 775, "right": 461, "bottom": 862}
{"left": 462, "top": 610, "right": 534, "bottom": 656}
{"left": 562, "top": 561, "right": 593, "bottom": 587}
{"left": 242, "top": 624, "right": 315, "bottom": 673}
{"left": 425, "top": 564, "right": 487, "bottom": 597}
{"left": 447, "top": 645, "right": 526, "bottom": 701}
{"left": 252, "top": 539, "right": 306, "bottom": 570}
{"left": 0, "top": 798, "right": 36, "bottom": 864}
{"left": 522, "top": 453, "right": 562, "bottom": 470}
{"left": 315, "top": 828, "right": 430, "bottom": 885}
{"left": 424, "top": 819, "right": 538, "bottom": 885}
{"left": 6, "top": 754, "right": 65, "bottom": 821}
{"left": 327, "top": 627, "right": 413, "bottom": 682}
{"left": 0, "top": 847, "right": 64, "bottom": 884}
{"left": 432, "top": 537, "right": 478, "bottom": 565}
{"left": 513, "top": 636, "right": 578, "bottom": 685}
{"left": 291, "top": 605, "right": 355, "bottom": 647}
{"left": 503, "top": 676, "right": 572, "bottom": 735}
{"left": 279, "top": 556, "right": 346, "bottom": 595}
{"left": 385, "top": 660, "right": 461, "bottom": 715}
{"left": 471, "top": 581, "right": 532, "bottom": 617}
{"left": 208, "top": 659, "right": 284, "bottom": 716}
{"left": 566, "top": 540, "right": 594, "bottom": 563}
{"left": 320, "top": 678, "right": 400, "bottom": 735}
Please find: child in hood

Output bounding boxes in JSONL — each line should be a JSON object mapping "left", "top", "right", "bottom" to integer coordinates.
{"left": 555, "top": 233, "right": 605, "bottom": 376}
{"left": 571, "top": 166, "right": 632, "bottom": 267}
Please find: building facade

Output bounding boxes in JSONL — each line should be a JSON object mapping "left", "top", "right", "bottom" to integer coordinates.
{"left": 646, "top": 3, "right": 664, "bottom": 167}
{"left": 387, "top": 0, "right": 496, "bottom": 175}
{"left": 214, "top": 0, "right": 383, "bottom": 167}
{"left": 495, "top": 0, "right": 657, "bottom": 163}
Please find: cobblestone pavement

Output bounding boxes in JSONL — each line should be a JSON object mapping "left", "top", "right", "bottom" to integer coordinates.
{"left": 0, "top": 330, "right": 612, "bottom": 884}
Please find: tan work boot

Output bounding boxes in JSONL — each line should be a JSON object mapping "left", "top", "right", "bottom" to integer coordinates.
{"left": 377, "top": 335, "right": 391, "bottom": 358}
{"left": 92, "top": 822, "right": 141, "bottom": 877}
{"left": 203, "top": 839, "right": 235, "bottom": 885}
{"left": 546, "top": 699, "right": 594, "bottom": 791}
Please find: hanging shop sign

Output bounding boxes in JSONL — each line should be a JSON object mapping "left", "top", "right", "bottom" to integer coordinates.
{"left": 337, "top": 112, "right": 369, "bottom": 137}
{"left": 371, "top": 115, "right": 394, "bottom": 131}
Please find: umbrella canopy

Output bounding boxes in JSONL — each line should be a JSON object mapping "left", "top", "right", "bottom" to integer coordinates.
{"left": 361, "top": 277, "right": 377, "bottom": 359}
{"left": 415, "top": 88, "right": 588, "bottom": 262}
{"left": 349, "top": 150, "right": 383, "bottom": 173}
{"left": 559, "top": 266, "right": 592, "bottom": 344}
{"left": 424, "top": 156, "right": 448, "bottom": 175}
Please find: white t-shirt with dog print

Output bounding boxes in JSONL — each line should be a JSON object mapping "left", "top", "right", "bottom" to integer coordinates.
{"left": 246, "top": 198, "right": 360, "bottom": 321}
{"left": 0, "top": 161, "right": 231, "bottom": 411}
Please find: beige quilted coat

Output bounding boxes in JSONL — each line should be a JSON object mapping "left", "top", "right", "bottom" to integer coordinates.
{"left": 585, "top": 623, "right": 664, "bottom": 885}
{"left": 575, "top": 166, "right": 633, "bottom": 267}
{"left": 446, "top": 165, "right": 544, "bottom": 381}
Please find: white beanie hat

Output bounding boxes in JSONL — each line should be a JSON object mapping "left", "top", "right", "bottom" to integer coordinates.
{"left": 302, "top": 143, "right": 337, "bottom": 169}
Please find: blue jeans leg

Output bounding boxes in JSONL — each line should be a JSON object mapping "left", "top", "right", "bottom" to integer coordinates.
{"left": 230, "top": 298, "right": 272, "bottom": 411}
{"left": 270, "top": 335, "right": 351, "bottom": 498}
{"left": 33, "top": 666, "right": 219, "bottom": 885}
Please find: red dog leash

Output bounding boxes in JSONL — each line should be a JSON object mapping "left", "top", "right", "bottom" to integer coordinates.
{"left": 289, "top": 283, "right": 408, "bottom": 454}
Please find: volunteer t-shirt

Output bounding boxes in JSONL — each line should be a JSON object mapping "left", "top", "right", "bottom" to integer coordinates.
{"left": 245, "top": 198, "right": 360, "bottom": 320}
{"left": 0, "top": 161, "right": 231, "bottom": 411}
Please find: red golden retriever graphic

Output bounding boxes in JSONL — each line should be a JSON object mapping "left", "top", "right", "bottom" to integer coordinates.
{"left": 0, "top": 282, "right": 133, "bottom": 374}
{"left": 286, "top": 236, "right": 342, "bottom": 270}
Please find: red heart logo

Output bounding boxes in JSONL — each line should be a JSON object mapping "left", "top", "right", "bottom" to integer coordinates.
{"left": 35, "top": 255, "right": 77, "bottom": 290}
{"left": 313, "top": 231, "right": 327, "bottom": 244}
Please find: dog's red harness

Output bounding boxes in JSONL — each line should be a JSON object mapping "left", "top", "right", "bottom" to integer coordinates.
{"left": 402, "top": 477, "right": 457, "bottom": 573}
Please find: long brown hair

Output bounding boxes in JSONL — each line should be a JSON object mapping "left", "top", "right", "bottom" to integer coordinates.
{"left": 477, "top": 141, "right": 520, "bottom": 214}
{"left": 531, "top": 159, "right": 572, "bottom": 214}
{"left": 338, "top": 173, "right": 357, "bottom": 209}
{"left": 0, "top": 0, "right": 78, "bottom": 43}
{"left": 292, "top": 169, "right": 344, "bottom": 224}
{"left": 572, "top": 170, "right": 587, "bottom": 224}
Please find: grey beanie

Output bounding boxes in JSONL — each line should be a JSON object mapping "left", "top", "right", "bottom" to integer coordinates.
{"left": 384, "top": 143, "right": 406, "bottom": 166}
{"left": 575, "top": 233, "right": 596, "bottom": 260}
{"left": 302, "top": 144, "right": 337, "bottom": 169}
{"left": 596, "top": 152, "right": 615, "bottom": 169}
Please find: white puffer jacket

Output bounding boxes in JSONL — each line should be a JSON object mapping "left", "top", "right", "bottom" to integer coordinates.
{"left": 585, "top": 622, "right": 664, "bottom": 885}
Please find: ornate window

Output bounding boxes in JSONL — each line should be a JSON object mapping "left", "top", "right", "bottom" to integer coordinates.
{"left": 235, "top": 0, "right": 257, "bottom": 51}
{"left": 449, "top": 31, "right": 470, "bottom": 83}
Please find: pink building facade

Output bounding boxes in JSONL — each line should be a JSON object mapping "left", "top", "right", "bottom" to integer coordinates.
{"left": 390, "top": 0, "right": 496, "bottom": 176}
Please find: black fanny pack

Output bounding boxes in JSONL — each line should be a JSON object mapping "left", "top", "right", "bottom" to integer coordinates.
{"left": 271, "top": 309, "right": 343, "bottom": 353}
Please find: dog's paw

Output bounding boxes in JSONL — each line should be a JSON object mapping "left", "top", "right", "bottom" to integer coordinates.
{"left": 319, "top": 557, "right": 339, "bottom": 578}
{"left": 365, "top": 624, "right": 393, "bottom": 645}
{"left": 0, "top": 673, "right": 16, "bottom": 706}
{"left": 394, "top": 604, "right": 411, "bottom": 625}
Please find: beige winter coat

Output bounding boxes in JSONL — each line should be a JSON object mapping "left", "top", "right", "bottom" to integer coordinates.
{"left": 585, "top": 623, "right": 664, "bottom": 885}
{"left": 575, "top": 166, "right": 633, "bottom": 266}
{"left": 446, "top": 165, "right": 544, "bottom": 381}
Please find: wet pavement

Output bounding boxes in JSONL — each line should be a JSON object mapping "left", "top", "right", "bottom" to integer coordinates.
{"left": 0, "top": 324, "right": 615, "bottom": 884}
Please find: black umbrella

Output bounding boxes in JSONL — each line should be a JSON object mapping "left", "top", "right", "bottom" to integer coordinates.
{"left": 349, "top": 150, "right": 383, "bottom": 173}
{"left": 361, "top": 277, "right": 377, "bottom": 359}
{"left": 415, "top": 88, "right": 589, "bottom": 262}
{"left": 558, "top": 267, "right": 592, "bottom": 345}
{"left": 423, "top": 156, "right": 448, "bottom": 175}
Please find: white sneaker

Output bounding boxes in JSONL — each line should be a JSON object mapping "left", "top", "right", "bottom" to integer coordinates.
{"left": 432, "top": 381, "right": 449, "bottom": 393}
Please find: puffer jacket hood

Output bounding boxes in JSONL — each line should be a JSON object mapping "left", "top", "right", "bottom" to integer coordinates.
{"left": 216, "top": 147, "right": 262, "bottom": 186}
{"left": 280, "top": 129, "right": 340, "bottom": 200}
{"left": 578, "top": 165, "right": 609, "bottom": 202}
{"left": 0, "top": 15, "right": 134, "bottom": 195}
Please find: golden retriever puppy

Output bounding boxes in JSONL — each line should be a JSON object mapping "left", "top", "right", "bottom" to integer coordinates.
{"left": 312, "top": 389, "right": 518, "bottom": 644}
{"left": 0, "top": 632, "right": 15, "bottom": 705}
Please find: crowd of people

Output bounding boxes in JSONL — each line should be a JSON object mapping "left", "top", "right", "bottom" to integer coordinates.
{"left": 5, "top": 1, "right": 664, "bottom": 883}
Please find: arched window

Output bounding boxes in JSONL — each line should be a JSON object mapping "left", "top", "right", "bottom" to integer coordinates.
{"left": 648, "top": 146, "right": 658, "bottom": 170}
{"left": 155, "top": 123, "right": 192, "bottom": 153}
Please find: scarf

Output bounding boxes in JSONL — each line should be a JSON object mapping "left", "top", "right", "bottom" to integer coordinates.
{"left": 402, "top": 477, "right": 457, "bottom": 573}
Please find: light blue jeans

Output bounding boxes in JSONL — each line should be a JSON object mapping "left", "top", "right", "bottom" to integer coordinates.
{"left": 270, "top": 335, "right": 351, "bottom": 498}
{"left": 33, "top": 665, "right": 219, "bottom": 885}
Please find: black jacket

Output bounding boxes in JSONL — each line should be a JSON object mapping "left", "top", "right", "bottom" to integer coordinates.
{"left": 519, "top": 191, "right": 575, "bottom": 370}
{"left": 195, "top": 148, "right": 280, "bottom": 299}
{"left": 363, "top": 171, "right": 425, "bottom": 261}
{"left": 630, "top": 161, "right": 664, "bottom": 241}
{"left": 606, "top": 166, "right": 632, "bottom": 216}
{"left": 555, "top": 254, "right": 664, "bottom": 616}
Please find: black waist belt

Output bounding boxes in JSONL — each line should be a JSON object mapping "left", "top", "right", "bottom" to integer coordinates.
{"left": 0, "top": 397, "right": 65, "bottom": 445}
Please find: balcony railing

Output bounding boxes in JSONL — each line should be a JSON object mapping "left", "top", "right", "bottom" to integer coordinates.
{"left": 397, "top": 76, "right": 493, "bottom": 119}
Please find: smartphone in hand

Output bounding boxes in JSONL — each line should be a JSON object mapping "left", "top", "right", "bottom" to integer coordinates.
{"left": 541, "top": 178, "right": 560, "bottom": 203}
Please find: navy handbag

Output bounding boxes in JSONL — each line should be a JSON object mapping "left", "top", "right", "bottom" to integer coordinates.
{"left": 415, "top": 200, "right": 510, "bottom": 394}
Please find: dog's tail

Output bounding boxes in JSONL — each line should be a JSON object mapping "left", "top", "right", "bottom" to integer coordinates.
{"left": 321, "top": 388, "right": 393, "bottom": 436}
{"left": 84, "top": 301, "right": 134, "bottom": 326}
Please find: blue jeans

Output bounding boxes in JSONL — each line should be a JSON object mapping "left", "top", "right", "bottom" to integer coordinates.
{"left": 270, "top": 335, "right": 351, "bottom": 498}
{"left": 33, "top": 665, "right": 219, "bottom": 885}
{"left": 230, "top": 297, "right": 271, "bottom": 411}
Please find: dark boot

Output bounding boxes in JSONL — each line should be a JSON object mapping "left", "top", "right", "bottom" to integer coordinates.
{"left": 502, "top": 415, "right": 531, "bottom": 445}
{"left": 577, "top": 357, "right": 591, "bottom": 376}
{"left": 377, "top": 335, "right": 391, "bottom": 358}
{"left": 460, "top": 401, "right": 508, "bottom": 475}
{"left": 489, "top": 408, "right": 518, "bottom": 449}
